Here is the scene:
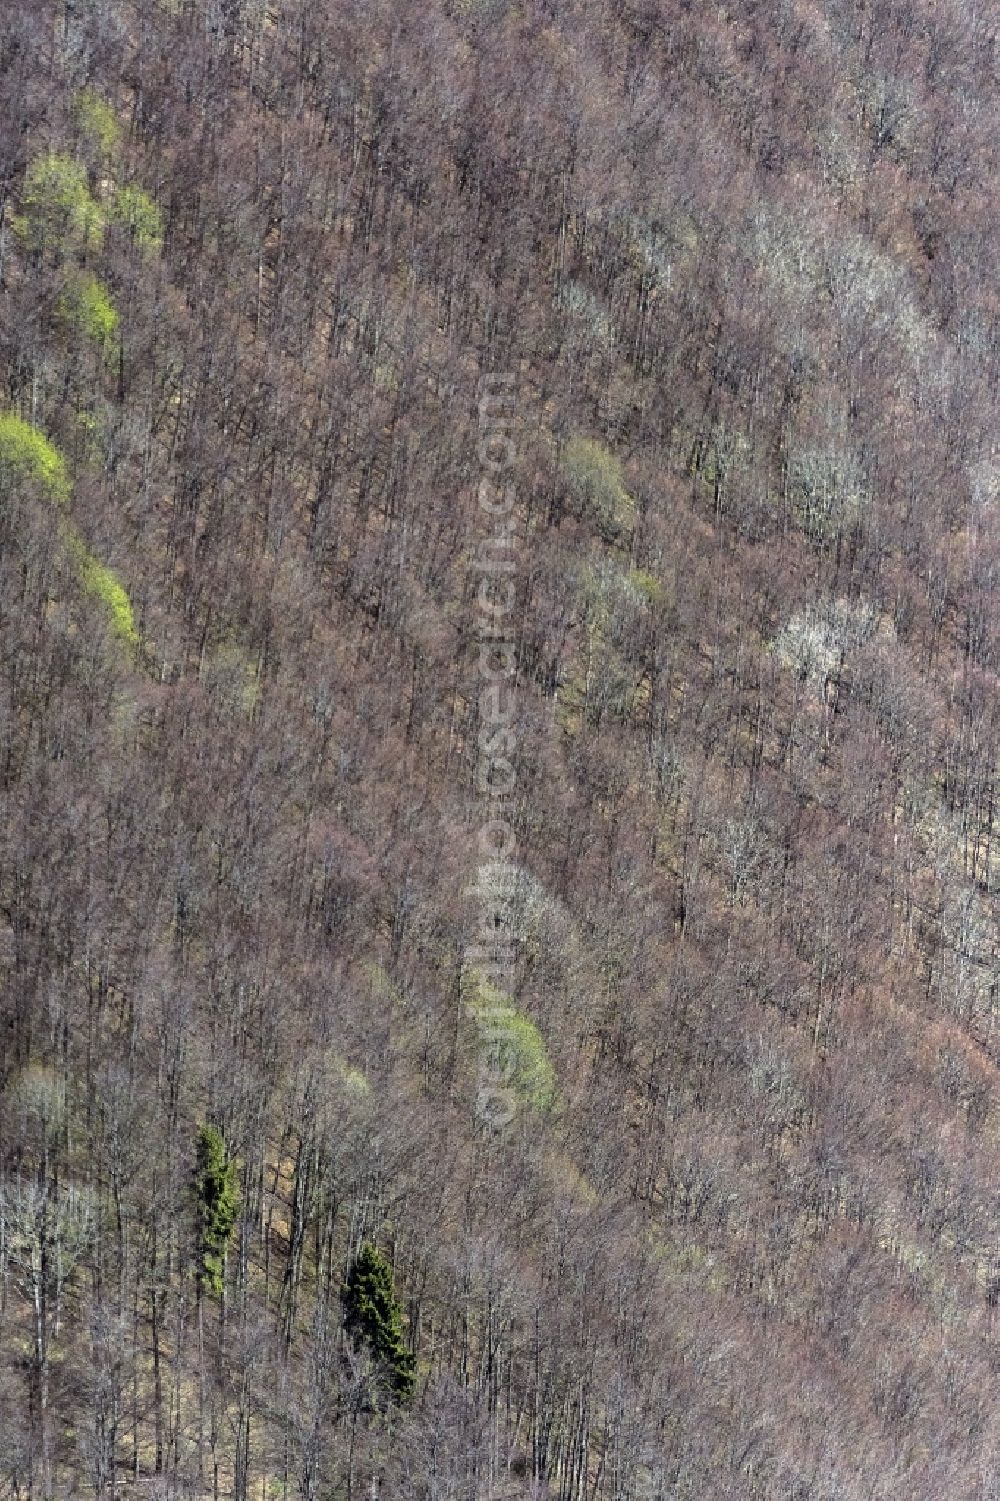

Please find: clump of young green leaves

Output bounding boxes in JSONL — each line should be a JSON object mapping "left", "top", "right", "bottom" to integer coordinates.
{"left": 13, "top": 153, "right": 104, "bottom": 254}
{"left": 73, "top": 89, "right": 121, "bottom": 158}
{"left": 464, "top": 970, "right": 556, "bottom": 1111}
{"left": 65, "top": 529, "right": 139, "bottom": 647}
{"left": 0, "top": 415, "right": 139, "bottom": 647}
{"left": 561, "top": 435, "right": 636, "bottom": 542}
{"left": 0, "top": 412, "right": 71, "bottom": 503}
{"left": 111, "top": 185, "right": 163, "bottom": 251}
{"left": 59, "top": 272, "right": 119, "bottom": 353}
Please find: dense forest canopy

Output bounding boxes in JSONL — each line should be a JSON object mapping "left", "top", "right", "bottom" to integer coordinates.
{"left": 0, "top": 0, "right": 998, "bottom": 1497}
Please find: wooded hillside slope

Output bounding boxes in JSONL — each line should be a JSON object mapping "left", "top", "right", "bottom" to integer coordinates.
{"left": 0, "top": 1, "right": 998, "bottom": 1497}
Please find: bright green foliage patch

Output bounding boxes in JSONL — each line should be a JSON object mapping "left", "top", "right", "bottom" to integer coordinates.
{"left": 192, "top": 1124, "right": 240, "bottom": 1297}
{"left": 73, "top": 89, "right": 121, "bottom": 156}
{"left": 628, "top": 567, "right": 666, "bottom": 607}
{"left": 65, "top": 529, "right": 139, "bottom": 646}
{"left": 562, "top": 436, "right": 636, "bottom": 541}
{"left": 343, "top": 1243, "right": 416, "bottom": 1399}
{"left": 0, "top": 417, "right": 138, "bottom": 646}
{"left": 79, "top": 556, "right": 138, "bottom": 645}
{"left": 60, "top": 273, "right": 119, "bottom": 351}
{"left": 0, "top": 412, "right": 71, "bottom": 503}
{"left": 464, "top": 971, "right": 556, "bottom": 1111}
{"left": 111, "top": 185, "right": 163, "bottom": 251}
{"left": 14, "top": 153, "right": 103, "bottom": 253}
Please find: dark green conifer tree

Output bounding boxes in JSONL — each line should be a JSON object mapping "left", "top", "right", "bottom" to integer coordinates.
{"left": 192, "top": 1123, "right": 240, "bottom": 1297}
{"left": 342, "top": 1243, "right": 416, "bottom": 1399}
